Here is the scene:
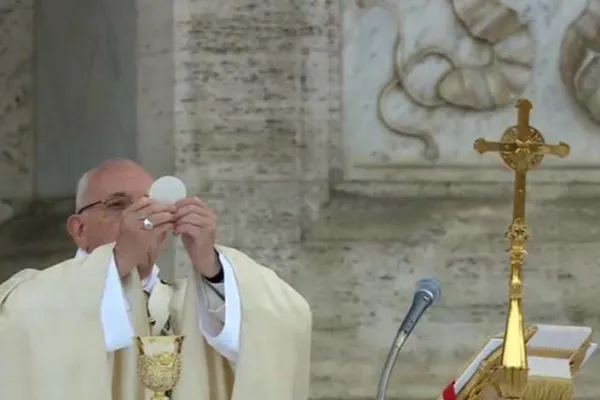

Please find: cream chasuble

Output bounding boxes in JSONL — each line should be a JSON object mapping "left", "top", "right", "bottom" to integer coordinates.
{"left": 0, "top": 243, "right": 312, "bottom": 400}
{"left": 82, "top": 247, "right": 240, "bottom": 360}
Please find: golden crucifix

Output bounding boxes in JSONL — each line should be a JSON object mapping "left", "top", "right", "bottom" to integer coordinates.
{"left": 473, "top": 99, "right": 570, "bottom": 399}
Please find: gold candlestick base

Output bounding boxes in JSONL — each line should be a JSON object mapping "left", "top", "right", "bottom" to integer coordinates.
{"left": 136, "top": 335, "right": 185, "bottom": 400}
{"left": 497, "top": 366, "right": 528, "bottom": 399}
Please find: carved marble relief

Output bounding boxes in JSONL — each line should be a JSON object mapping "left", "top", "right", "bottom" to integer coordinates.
{"left": 342, "top": 0, "right": 600, "bottom": 181}
{"left": 560, "top": 0, "right": 600, "bottom": 125}
{"left": 367, "top": 0, "right": 533, "bottom": 161}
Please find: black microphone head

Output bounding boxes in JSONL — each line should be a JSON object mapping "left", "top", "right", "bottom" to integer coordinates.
{"left": 415, "top": 277, "right": 441, "bottom": 304}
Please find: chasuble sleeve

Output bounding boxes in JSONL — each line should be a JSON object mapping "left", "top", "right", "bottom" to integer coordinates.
{"left": 195, "top": 251, "right": 241, "bottom": 362}
{"left": 213, "top": 246, "right": 312, "bottom": 400}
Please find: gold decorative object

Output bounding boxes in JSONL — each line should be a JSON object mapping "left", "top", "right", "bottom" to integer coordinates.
{"left": 473, "top": 99, "right": 570, "bottom": 399}
{"left": 136, "top": 335, "right": 185, "bottom": 400}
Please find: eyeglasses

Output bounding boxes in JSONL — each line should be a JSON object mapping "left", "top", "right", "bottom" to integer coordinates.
{"left": 76, "top": 194, "right": 134, "bottom": 215}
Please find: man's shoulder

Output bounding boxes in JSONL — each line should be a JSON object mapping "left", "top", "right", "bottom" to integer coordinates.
{"left": 214, "top": 244, "right": 241, "bottom": 256}
{"left": 215, "top": 246, "right": 312, "bottom": 324}
{"left": 0, "top": 269, "right": 39, "bottom": 307}
{"left": 25, "top": 256, "right": 80, "bottom": 279}
{"left": 0, "top": 257, "right": 79, "bottom": 309}
{"left": 215, "top": 245, "right": 259, "bottom": 267}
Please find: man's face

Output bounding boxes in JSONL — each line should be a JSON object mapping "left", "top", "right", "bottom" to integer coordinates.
{"left": 67, "top": 162, "right": 154, "bottom": 252}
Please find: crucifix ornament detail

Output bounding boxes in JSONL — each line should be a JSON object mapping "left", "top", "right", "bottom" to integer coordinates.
{"left": 472, "top": 99, "right": 570, "bottom": 399}
{"left": 474, "top": 99, "right": 570, "bottom": 171}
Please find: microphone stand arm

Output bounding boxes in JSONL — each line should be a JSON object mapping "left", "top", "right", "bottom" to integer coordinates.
{"left": 375, "top": 330, "right": 409, "bottom": 400}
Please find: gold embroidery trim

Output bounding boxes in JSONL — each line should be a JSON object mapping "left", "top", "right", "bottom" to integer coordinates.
{"left": 522, "top": 377, "right": 572, "bottom": 400}
{"left": 456, "top": 326, "right": 594, "bottom": 400}
{"left": 456, "top": 326, "right": 538, "bottom": 400}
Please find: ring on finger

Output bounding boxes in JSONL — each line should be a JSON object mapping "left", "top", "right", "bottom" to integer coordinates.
{"left": 142, "top": 218, "right": 154, "bottom": 230}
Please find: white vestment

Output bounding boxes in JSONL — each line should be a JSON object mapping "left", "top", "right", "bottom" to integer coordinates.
{"left": 78, "top": 248, "right": 242, "bottom": 361}
{"left": 0, "top": 243, "right": 312, "bottom": 400}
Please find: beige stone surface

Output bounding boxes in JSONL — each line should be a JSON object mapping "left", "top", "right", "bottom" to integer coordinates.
{"left": 0, "top": 0, "right": 33, "bottom": 200}
{"left": 301, "top": 193, "right": 600, "bottom": 398}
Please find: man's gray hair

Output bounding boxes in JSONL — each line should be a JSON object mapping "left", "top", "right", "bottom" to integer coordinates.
{"left": 75, "top": 171, "right": 92, "bottom": 212}
{"left": 74, "top": 158, "right": 135, "bottom": 212}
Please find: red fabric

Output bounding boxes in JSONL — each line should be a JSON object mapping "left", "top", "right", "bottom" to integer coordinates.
{"left": 442, "top": 381, "right": 456, "bottom": 400}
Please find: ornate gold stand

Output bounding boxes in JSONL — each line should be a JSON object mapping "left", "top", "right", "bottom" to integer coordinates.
{"left": 136, "top": 335, "right": 185, "bottom": 400}
{"left": 473, "top": 99, "right": 570, "bottom": 399}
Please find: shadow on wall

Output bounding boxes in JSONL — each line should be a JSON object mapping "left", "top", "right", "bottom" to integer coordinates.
{"left": 0, "top": 201, "right": 13, "bottom": 225}
{"left": 0, "top": 198, "right": 75, "bottom": 283}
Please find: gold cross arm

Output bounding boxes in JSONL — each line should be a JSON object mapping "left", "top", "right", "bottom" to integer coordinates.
{"left": 474, "top": 138, "right": 570, "bottom": 158}
{"left": 473, "top": 99, "right": 570, "bottom": 172}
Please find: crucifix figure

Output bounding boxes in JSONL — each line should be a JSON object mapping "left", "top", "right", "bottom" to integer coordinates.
{"left": 472, "top": 98, "right": 570, "bottom": 399}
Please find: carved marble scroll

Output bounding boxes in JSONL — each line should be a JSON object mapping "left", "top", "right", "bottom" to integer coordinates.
{"left": 359, "top": 0, "right": 533, "bottom": 161}
{"left": 441, "top": 0, "right": 533, "bottom": 109}
{"left": 559, "top": 0, "right": 600, "bottom": 125}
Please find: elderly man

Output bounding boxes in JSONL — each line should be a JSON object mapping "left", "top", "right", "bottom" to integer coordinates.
{"left": 0, "top": 159, "right": 311, "bottom": 400}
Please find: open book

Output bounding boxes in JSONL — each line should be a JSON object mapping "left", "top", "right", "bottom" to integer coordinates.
{"left": 440, "top": 325, "right": 597, "bottom": 400}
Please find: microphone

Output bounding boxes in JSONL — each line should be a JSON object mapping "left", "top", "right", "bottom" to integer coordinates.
{"left": 375, "top": 278, "right": 442, "bottom": 400}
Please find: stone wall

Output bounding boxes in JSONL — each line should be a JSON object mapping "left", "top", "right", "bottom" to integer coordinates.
{"left": 169, "top": 0, "right": 600, "bottom": 398}
{"left": 0, "top": 0, "right": 35, "bottom": 282}
{"left": 0, "top": 0, "right": 33, "bottom": 204}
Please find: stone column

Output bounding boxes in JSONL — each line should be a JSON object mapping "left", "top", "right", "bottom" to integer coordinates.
{"left": 0, "top": 0, "right": 34, "bottom": 207}
{"left": 0, "top": 0, "right": 34, "bottom": 282}
{"left": 34, "top": 0, "right": 137, "bottom": 198}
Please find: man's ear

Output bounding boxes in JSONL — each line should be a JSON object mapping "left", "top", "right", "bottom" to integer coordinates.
{"left": 66, "top": 214, "right": 87, "bottom": 249}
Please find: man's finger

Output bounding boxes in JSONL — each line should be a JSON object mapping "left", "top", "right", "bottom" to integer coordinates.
{"left": 145, "top": 211, "right": 175, "bottom": 227}
{"left": 175, "top": 204, "right": 213, "bottom": 219}
{"left": 176, "top": 196, "right": 209, "bottom": 209}
{"left": 173, "top": 222, "right": 201, "bottom": 237}
{"left": 126, "top": 196, "right": 151, "bottom": 213}
{"left": 132, "top": 202, "right": 175, "bottom": 220}
{"left": 155, "top": 222, "right": 175, "bottom": 234}
{"left": 175, "top": 213, "right": 212, "bottom": 229}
